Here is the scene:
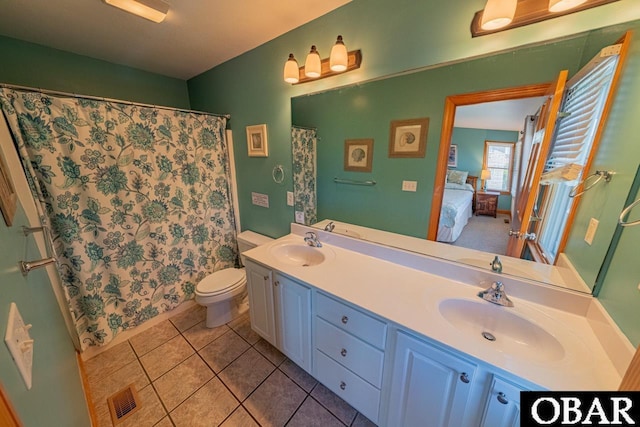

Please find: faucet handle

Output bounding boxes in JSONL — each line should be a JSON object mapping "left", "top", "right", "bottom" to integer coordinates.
{"left": 493, "top": 281, "right": 504, "bottom": 291}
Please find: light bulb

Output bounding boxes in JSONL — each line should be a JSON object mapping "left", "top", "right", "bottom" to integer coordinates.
{"left": 548, "top": 0, "right": 587, "bottom": 12}
{"left": 304, "top": 45, "right": 321, "bottom": 78}
{"left": 330, "top": 35, "right": 348, "bottom": 72}
{"left": 283, "top": 53, "right": 299, "bottom": 84}
{"left": 480, "top": 0, "right": 517, "bottom": 30}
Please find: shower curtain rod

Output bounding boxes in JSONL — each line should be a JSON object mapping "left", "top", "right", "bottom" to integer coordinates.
{"left": 0, "top": 83, "right": 231, "bottom": 119}
{"left": 292, "top": 125, "right": 317, "bottom": 131}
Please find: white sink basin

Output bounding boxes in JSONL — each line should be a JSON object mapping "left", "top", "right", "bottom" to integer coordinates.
{"left": 438, "top": 298, "right": 565, "bottom": 363}
{"left": 269, "top": 243, "right": 333, "bottom": 267}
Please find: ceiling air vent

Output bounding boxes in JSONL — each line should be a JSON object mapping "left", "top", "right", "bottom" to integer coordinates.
{"left": 107, "top": 384, "right": 142, "bottom": 424}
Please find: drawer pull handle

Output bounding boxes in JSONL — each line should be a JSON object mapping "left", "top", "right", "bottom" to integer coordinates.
{"left": 497, "top": 392, "right": 508, "bottom": 404}
{"left": 341, "top": 315, "right": 349, "bottom": 324}
{"left": 340, "top": 348, "right": 347, "bottom": 357}
{"left": 340, "top": 381, "right": 346, "bottom": 390}
{"left": 263, "top": 276, "right": 269, "bottom": 280}
{"left": 459, "top": 372, "right": 470, "bottom": 383}
{"left": 274, "top": 280, "right": 279, "bottom": 286}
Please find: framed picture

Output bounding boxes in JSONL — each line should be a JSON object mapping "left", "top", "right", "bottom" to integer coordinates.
{"left": 246, "top": 124, "right": 268, "bottom": 157}
{"left": 448, "top": 144, "right": 458, "bottom": 167}
{"left": 388, "top": 117, "right": 429, "bottom": 158}
{"left": 0, "top": 150, "right": 17, "bottom": 226}
{"left": 344, "top": 139, "right": 374, "bottom": 172}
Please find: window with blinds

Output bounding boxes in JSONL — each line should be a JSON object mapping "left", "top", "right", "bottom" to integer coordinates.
{"left": 535, "top": 44, "right": 621, "bottom": 262}
{"left": 541, "top": 51, "right": 620, "bottom": 183}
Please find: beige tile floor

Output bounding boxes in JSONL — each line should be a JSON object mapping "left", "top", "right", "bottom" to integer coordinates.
{"left": 84, "top": 305, "right": 377, "bottom": 427}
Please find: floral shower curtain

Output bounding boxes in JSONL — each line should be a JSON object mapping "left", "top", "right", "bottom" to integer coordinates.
{"left": 0, "top": 88, "right": 237, "bottom": 349}
{"left": 291, "top": 126, "right": 317, "bottom": 225}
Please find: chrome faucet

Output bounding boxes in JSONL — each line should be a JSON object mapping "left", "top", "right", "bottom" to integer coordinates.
{"left": 490, "top": 255, "right": 502, "bottom": 273}
{"left": 324, "top": 221, "right": 335, "bottom": 232}
{"left": 478, "top": 281, "right": 514, "bottom": 307}
{"left": 304, "top": 231, "right": 322, "bottom": 247}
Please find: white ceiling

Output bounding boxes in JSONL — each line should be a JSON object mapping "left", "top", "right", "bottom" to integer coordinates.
{"left": 0, "top": 0, "right": 351, "bottom": 80}
{"left": 455, "top": 97, "right": 546, "bottom": 131}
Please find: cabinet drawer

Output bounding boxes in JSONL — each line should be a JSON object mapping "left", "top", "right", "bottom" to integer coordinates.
{"left": 315, "top": 318, "right": 384, "bottom": 388}
{"left": 315, "top": 293, "right": 386, "bottom": 349}
{"left": 314, "top": 350, "right": 380, "bottom": 424}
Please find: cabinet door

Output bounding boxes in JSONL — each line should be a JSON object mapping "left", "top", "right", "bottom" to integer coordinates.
{"left": 245, "top": 260, "right": 276, "bottom": 346}
{"left": 387, "top": 332, "right": 477, "bottom": 427}
{"left": 480, "top": 376, "right": 526, "bottom": 427}
{"left": 275, "top": 274, "right": 312, "bottom": 372}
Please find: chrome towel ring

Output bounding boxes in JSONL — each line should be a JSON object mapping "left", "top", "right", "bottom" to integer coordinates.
{"left": 569, "top": 170, "right": 614, "bottom": 198}
{"left": 619, "top": 198, "right": 640, "bottom": 227}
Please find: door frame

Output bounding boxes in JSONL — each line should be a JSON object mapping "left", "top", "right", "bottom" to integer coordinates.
{"left": 427, "top": 83, "right": 550, "bottom": 241}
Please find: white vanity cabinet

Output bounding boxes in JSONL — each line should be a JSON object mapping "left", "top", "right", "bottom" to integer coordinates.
{"left": 479, "top": 375, "right": 527, "bottom": 427}
{"left": 274, "top": 273, "right": 312, "bottom": 372}
{"left": 245, "top": 260, "right": 312, "bottom": 372}
{"left": 313, "top": 292, "right": 387, "bottom": 424}
{"left": 245, "top": 260, "right": 276, "bottom": 346}
{"left": 386, "top": 331, "right": 479, "bottom": 427}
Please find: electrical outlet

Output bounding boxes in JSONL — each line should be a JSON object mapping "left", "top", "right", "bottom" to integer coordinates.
{"left": 402, "top": 180, "right": 417, "bottom": 192}
{"left": 295, "top": 211, "right": 305, "bottom": 224}
{"left": 584, "top": 217, "right": 599, "bottom": 245}
{"left": 5, "top": 302, "right": 33, "bottom": 390}
{"left": 287, "top": 191, "right": 294, "bottom": 206}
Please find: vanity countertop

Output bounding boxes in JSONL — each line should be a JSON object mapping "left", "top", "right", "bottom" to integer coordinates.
{"left": 243, "top": 225, "right": 626, "bottom": 391}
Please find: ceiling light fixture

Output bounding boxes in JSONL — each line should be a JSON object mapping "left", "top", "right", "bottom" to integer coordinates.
{"left": 471, "top": 0, "right": 619, "bottom": 37}
{"left": 480, "top": 0, "right": 518, "bottom": 30}
{"left": 548, "top": 0, "right": 588, "bottom": 12}
{"left": 283, "top": 35, "right": 362, "bottom": 84}
{"left": 103, "top": 0, "right": 170, "bottom": 23}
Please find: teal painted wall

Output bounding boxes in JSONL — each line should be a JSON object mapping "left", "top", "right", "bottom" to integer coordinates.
{"left": 0, "top": 35, "right": 190, "bottom": 108}
{"left": 450, "top": 127, "right": 517, "bottom": 212}
{"left": 188, "top": 0, "right": 640, "bottom": 239}
{"left": 0, "top": 206, "right": 90, "bottom": 426}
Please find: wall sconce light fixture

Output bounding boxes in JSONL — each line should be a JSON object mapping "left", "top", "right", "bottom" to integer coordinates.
{"left": 472, "top": 0, "right": 619, "bottom": 37}
{"left": 103, "top": 0, "right": 170, "bottom": 23}
{"left": 283, "top": 35, "right": 362, "bottom": 84}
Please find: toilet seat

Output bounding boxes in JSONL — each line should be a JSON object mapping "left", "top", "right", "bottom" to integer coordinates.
{"left": 196, "top": 268, "right": 246, "bottom": 297}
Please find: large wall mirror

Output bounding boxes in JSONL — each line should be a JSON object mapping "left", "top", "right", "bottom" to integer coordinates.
{"left": 291, "top": 21, "right": 635, "bottom": 294}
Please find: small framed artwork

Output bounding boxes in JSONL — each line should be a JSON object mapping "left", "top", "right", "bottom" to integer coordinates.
{"left": 448, "top": 144, "right": 458, "bottom": 167}
{"left": 388, "top": 117, "right": 429, "bottom": 158}
{"left": 0, "top": 150, "right": 17, "bottom": 226}
{"left": 246, "top": 124, "right": 268, "bottom": 157}
{"left": 344, "top": 139, "right": 374, "bottom": 172}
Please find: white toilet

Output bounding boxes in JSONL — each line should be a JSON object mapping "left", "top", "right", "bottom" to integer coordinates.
{"left": 195, "top": 230, "right": 273, "bottom": 328}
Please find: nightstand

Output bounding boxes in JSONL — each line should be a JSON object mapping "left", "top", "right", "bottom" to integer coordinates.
{"left": 476, "top": 191, "right": 500, "bottom": 217}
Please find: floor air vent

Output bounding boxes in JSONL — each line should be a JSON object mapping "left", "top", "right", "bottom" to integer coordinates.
{"left": 107, "top": 384, "right": 141, "bottom": 424}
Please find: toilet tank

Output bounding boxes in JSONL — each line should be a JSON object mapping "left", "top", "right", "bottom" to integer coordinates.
{"left": 237, "top": 230, "right": 273, "bottom": 254}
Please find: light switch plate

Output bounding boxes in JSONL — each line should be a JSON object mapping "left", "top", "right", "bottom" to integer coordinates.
{"left": 584, "top": 217, "right": 599, "bottom": 245}
{"left": 402, "top": 180, "right": 417, "bottom": 192}
{"left": 287, "top": 191, "right": 294, "bottom": 206}
{"left": 5, "top": 302, "right": 33, "bottom": 389}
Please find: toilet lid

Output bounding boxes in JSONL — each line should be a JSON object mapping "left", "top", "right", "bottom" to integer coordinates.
{"left": 197, "top": 268, "right": 245, "bottom": 295}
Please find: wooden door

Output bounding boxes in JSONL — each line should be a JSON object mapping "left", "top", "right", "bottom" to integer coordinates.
{"left": 506, "top": 70, "right": 568, "bottom": 258}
